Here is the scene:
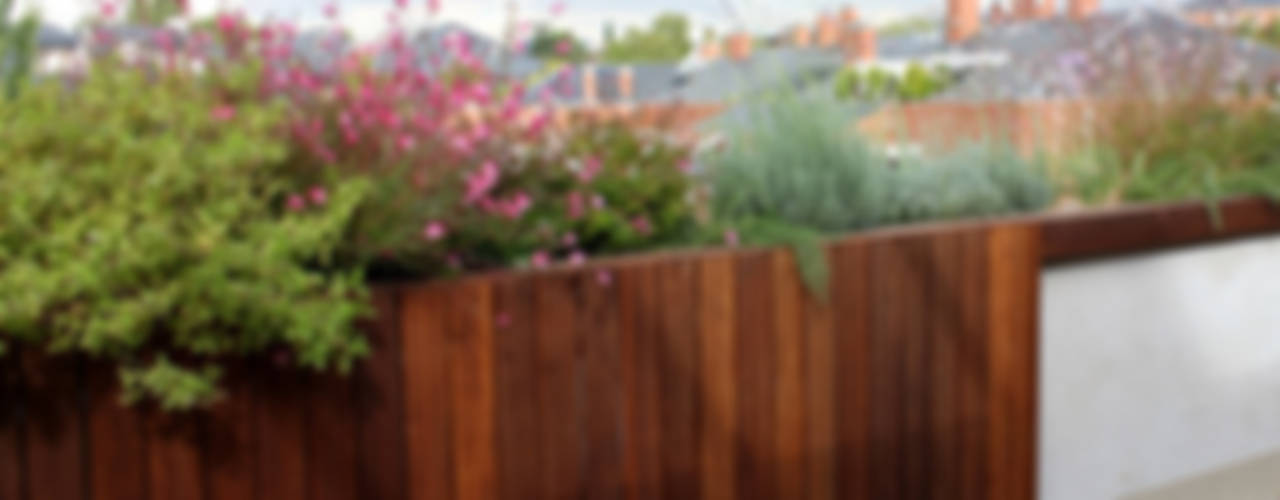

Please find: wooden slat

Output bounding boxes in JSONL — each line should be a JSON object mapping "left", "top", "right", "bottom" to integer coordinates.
{"left": 928, "top": 230, "right": 965, "bottom": 500}
{"left": 1041, "top": 196, "right": 1280, "bottom": 263}
{"left": 206, "top": 372, "right": 255, "bottom": 500}
{"left": 734, "top": 251, "right": 779, "bottom": 499}
{"left": 254, "top": 370, "right": 307, "bottom": 500}
{"left": 401, "top": 285, "right": 454, "bottom": 500}
{"left": 88, "top": 378, "right": 148, "bottom": 500}
{"left": 898, "top": 235, "right": 933, "bottom": 500}
{"left": 829, "top": 240, "right": 872, "bottom": 500}
{"left": 772, "top": 252, "right": 808, "bottom": 499}
{"left": 868, "top": 239, "right": 903, "bottom": 500}
{"left": 958, "top": 228, "right": 991, "bottom": 500}
{"left": 578, "top": 267, "right": 626, "bottom": 499}
{"left": 987, "top": 224, "right": 1040, "bottom": 500}
{"left": 697, "top": 255, "right": 737, "bottom": 500}
{"left": 446, "top": 280, "right": 496, "bottom": 500}
{"left": 146, "top": 412, "right": 205, "bottom": 500}
{"left": 0, "top": 356, "right": 27, "bottom": 500}
{"left": 307, "top": 374, "right": 357, "bottom": 500}
{"left": 491, "top": 277, "right": 541, "bottom": 500}
{"left": 657, "top": 259, "right": 700, "bottom": 498}
{"left": 533, "top": 273, "right": 580, "bottom": 499}
{"left": 619, "top": 263, "right": 664, "bottom": 498}
{"left": 354, "top": 288, "right": 407, "bottom": 500}
{"left": 22, "top": 355, "right": 85, "bottom": 500}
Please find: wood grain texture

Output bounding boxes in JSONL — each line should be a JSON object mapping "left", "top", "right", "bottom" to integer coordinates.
{"left": 657, "top": 259, "right": 700, "bottom": 499}
{"left": 446, "top": 280, "right": 496, "bottom": 500}
{"left": 354, "top": 288, "right": 408, "bottom": 500}
{"left": 829, "top": 240, "right": 872, "bottom": 500}
{"left": 254, "top": 370, "right": 307, "bottom": 500}
{"left": 88, "top": 376, "right": 147, "bottom": 500}
{"left": 206, "top": 371, "right": 255, "bottom": 500}
{"left": 772, "top": 252, "right": 808, "bottom": 499}
{"left": 578, "top": 267, "right": 626, "bottom": 500}
{"left": 735, "top": 251, "right": 779, "bottom": 499}
{"left": 533, "top": 273, "right": 581, "bottom": 500}
{"left": 986, "top": 224, "right": 1040, "bottom": 500}
{"left": 401, "top": 285, "right": 454, "bottom": 500}
{"left": 868, "top": 239, "right": 904, "bottom": 500}
{"left": 491, "top": 276, "right": 541, "bottom": 500}
{"left": 22, "top": 355, "right": 85, "bottom": 500}
{"left": 307, "top": 374, "right": 358, "bottom": 500}
{"left": 146, "top": 412, "right": 205, "bottom": 500}
{"left": 0, "top": 356, "right": 27, "bottom": 500}
{"left": 620, "top": 263, "right": 665, "bottom": 499}
{"left": 697, "top": 256, "right": 737, "bottom": 500}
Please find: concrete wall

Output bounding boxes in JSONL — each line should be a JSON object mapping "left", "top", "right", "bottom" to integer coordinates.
{"left": 1040, "top": 234, "right": 1280, "bottom": 500}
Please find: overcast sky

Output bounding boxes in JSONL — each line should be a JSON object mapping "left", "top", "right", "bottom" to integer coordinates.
{"left": 19, "top": 0, "right": 1183, "bottom": 46}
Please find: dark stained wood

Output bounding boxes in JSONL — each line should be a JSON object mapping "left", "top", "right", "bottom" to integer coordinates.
{"left": 734, "top": 251, "right": 779, "bottom": 499}
{"left": 958, "top": 228, "right": 992, "bottom": 500}
{"left": 445, "top": 280, "right": 496, "bottom": 500}
{"left": 22, "top": 355, "right": 85, "bottom": 500}
{"left": 146, "top": 412, "right": 205, "bottom": 500}
{"left": 619, "top": 263, "right": 665, "bottom": 499}
{"left": 0, "top": 355, "right": 27, "bottom": 500}
{"left": 697, "top": 255, "right": 737, "bottom": 500}
{"left": 401, "top": 285, "right": 454, "bottom": 500}
{"left": 88, "top": 376, "right": 148, "bottom": 500}
{"left": 772, "top": 252, "right": 808, "bottom": 499}
{"left": 491, "top": 277, "right": 541, "bottom": 500}
{"left": 803, "top": 251, "right": 835, "bottom": 500}
{"left": 928, "top": 230, "right": 964, "bottom": 500}
{"left": 829, "top": 240, "right": 872, "bottom": 500}
{"left": 898, "top": 235, "right": 933, "bottom": 500}
{"left": 578, "top": 266, "right": 626, "bottom": 500}
{"left": 986, "top": 224, "right": 1040, "bottom": 500}
{"left": 353, "top": 288, "right": 407, "bottom": 500}
{"left": 1041, "top": 196, "right": 1280, "bottom": 263}
{"left": 657, "top": 259, "right": 700, "bottom": 499}
{"left": 306, "top": 374, "right": 357, "bottom": 500}
{"left": 254, "top": 370, "right": 308, "bottom": 500}
{"left": 868, "top": 239, "right": 904, "bottom": 500}
{"left": 206, "top": 371, "right": 255, "bottom": 500}
{"left": 533, "top": 273, "right": 581, "bottom": 500}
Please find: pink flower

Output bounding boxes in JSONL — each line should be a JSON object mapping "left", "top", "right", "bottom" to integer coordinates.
{"left": 596, "top": 269, "right": 613, "bottom": 286}
{"left": 592, "top": 194, "right": 606, "bottom": 210}
{"left": 395, "top": 0, "right": 409, "bottom": 9}
{"left": 567, "top": 251, "right": 586, "bottom": 266}
{"left": 631, "top": 216, "right": 653, "bottom": 235}
{"left": 308, "top": 186, "right": 328, "bottom": 206}
{"left": 210, "top": 105, "right": 236, "bottom": 122}
{"left": 566, "top": 192, "right": 584, "bottom": 219}
{"left": 398, "top": 134, "right": 416, "bottom": 152}
{"left": 678, "top": 157, "right": 694, "bottom": 173}
{"left": 286, "top": 194, "right": 307, "bottom": 212}
{"left": 496, "top": 192, "right": 532, "bottom": 219}
{"left": 578, "top": 155, "right": 602, "bottom": 182}
{"left": 549, "top": 0, "right": 566, "bottom": 16}
{"left": 100, "top": 1, "right": 117, "bottom": 19}
{"left": 724, "top": 229, "right": 740, "bottom": 247}
{"left": 556, "top": 39, "right": 572, "bottom": 55}
{"left": 323, "top": 2, "right": 339, "bottom": 19}
{"left": 530, "top": 251, "right": 550, "bottom": 268}
{"left": 562, "top": 232, "right": 578, "bottom": 247}
{"left": 465, "top": 161, "right": 500, "bottom": 204}
{"left": 423, "top": 221, "right": 448, "bottom": 241}
{"left": 427, "top": 0, "right": 442, "bottom": 15}
{"left": 450, "top": 134, "right": 474, "bottom": 155}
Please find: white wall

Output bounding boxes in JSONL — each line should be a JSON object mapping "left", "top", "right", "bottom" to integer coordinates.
{"left": 1040, "top": 234, "right": 1280, "bottom": 500}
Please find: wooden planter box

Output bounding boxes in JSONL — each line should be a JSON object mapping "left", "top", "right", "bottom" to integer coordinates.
{"left": 2, "top": 197, "right": 1277, "bottom": 500}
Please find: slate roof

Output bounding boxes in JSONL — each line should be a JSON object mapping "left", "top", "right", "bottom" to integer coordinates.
{"left": 662, "top": 47, "right": 845, "bottom": 103}
{"left": 936, "top": 8, "right": 1280, "bottom": 101}
{"left": 36, "top": 25, "right": 78, "bottom": 50}
{"left": 1185, "top": 0, "right": 1280, "bottom": 11}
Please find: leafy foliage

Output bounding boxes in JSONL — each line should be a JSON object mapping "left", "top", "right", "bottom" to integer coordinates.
{"left": 526, "top": 26, "right": 590, "bottom": 62}
{"left": 0, "top": 64, "right": 372, "bottom": 410}
{"left": 601, "top": 12, "right": 692, "bottom": 63}
{"left": 0, "top": 0, "right": 38, "bottom": 99}
{"left": 834, "top": 64, "right": 951, "bottom": 102}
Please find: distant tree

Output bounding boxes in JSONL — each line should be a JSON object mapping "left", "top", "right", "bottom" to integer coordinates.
{"left": 878, "top": 15, "right": 936, "bottom": 36}
{"left": 128, "top": 0, "right": 186, "bottom": 24}
{"left": 527, "top": 26, "right": 589, "bottom": 62}
{"left": 601, "top": 12, "right": 692, "bottom": 63}
{"left": 603, "top": 21, "right": 616, "bottom": 46}
{"left": 0, "top": 0, "right": 37, "bottom": 99}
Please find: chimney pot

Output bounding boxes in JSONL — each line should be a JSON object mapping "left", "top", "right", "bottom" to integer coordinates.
{"left": 699, "top": 40, "right": 721, "bottom": 60}
{"left": 727, "top": 32, "right": 752, "bottom": 60}
{"left": 791, "top": 24, "right": 813, "bottom": 47}
{"left": 947, "top": 0, "right": 980, "bottom": 44}
{"left": 582, "top": 65, "right": 598, "bottom": 105}
{"left": 816, "top": 13, "right": 840, "bottom": 47}
{"left": 843, "top": 25, "right": 877, "bottom": 63}
{"left": 617, "top": 66, "right": 634, "bottom": 103}
{"left": 1069, "top": 0, "right": 1098, "bottom": 19}
{"left": 838, "top": 5, "right": 859, "bottom": 26}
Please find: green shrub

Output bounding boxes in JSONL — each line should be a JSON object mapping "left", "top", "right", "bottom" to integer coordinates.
{"left": 0, "top": 0, "right": 38, "bottom": 99}
{"left": 0, "top": 65, "right": 372, "bottom": 410}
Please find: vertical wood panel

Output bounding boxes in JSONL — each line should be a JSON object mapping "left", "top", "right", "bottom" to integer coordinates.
{"left": 899, "top": 236, "right": 933, "bottom": 500}
{"left": 533, "top": 273, "right": 580, "bottom": 499}
{"left": 959, "top": 228, "right": 991, "bottom": 500}
{"left": 658, "top": 260, "right": 700, "bottom": 498}
{"left": 89, "top": 378, "right": 148, "bottom": 500}
{"left": 147, "top": 413, "right": 205, "bottom": 500}
{"left": 354, "top": 288, "right": 407, "bottom": 500}
{"left": 735, "top": 251, "right": 779, "bottom": 499}
{"left": 619, "top": 264, "right": 664, "bottom": 499}
{"left": 307, "top": 374, "right": 357, "bottom": 500}
{"left": 929, "top": 231, "right": 964, "bottom": 500}
{"left": 446, "top": 281, "right": 496, "bottom": 500}
{"left": 0, "top": 356, "right": 27, "bottom": 500}
{"left": 254, "top": 372, "right": 307, "bottom": 500}
{"left": 491, "top": 277, "right": 541, "bottom": 500}
{"left": 402, "top": 285, "right": 454, "bottom": 500}
{"left": 206, "top": 373, "right": 255, "bottom": 500}
{"left": 987, "top": 224, "right": 1040, "bottom": 500}
{"left": 830, "top": 241, "right": 871, "bottom": 500}
{"left": 772, "top": 252, "right": 808, "bottom": 499}
{"left": 698, "top": 256, "right": 737, "bottom": 500}
{"left": 22, "top": 355, "right": 84, "bottom": 500}
{"left": 868, "top": 240, "right": 903, "bottom": 500}
{"left": 804, "top": 249, "right": 836, "bottom": 500}
{"left": 579, "top": 267, "right": 626, "bottom": 499}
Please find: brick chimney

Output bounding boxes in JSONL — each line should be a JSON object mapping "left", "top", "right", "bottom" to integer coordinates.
{"left": 1069, "top": 0, "right": 1098, "bottom": 19}
{"left": 843, "top": 24, "right": 877, "bottom": 63}
{"left": 947, "top": 0, "right": 980, "bottom": 45}
{"left": 1016, "top": 0, "right": 1056, "bottom": 19}
{"left": 816, "top": 13, "right": 840, "bottom": 47}
{"left": 617, "top": 66, "right": 634, "bottom": 103}
{"left": 989, "top": 2, "right": 1009, "bottom": 23}
{"left": 581, "top": 65, "right": 597, "bottom": 105}
{"left": 1037, "top": 0, "right": 1057, "bottom": 18}
{"left": 726, "top": 32, "right": 752, "bottom": 60}
{"left": 791, "top": 23, "right": 813, "bottom": 47}
{"left": 838, "top": 5, "right": 859, "bottom": 26}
